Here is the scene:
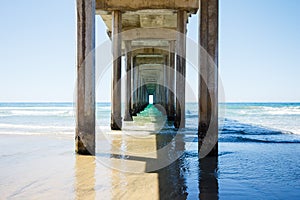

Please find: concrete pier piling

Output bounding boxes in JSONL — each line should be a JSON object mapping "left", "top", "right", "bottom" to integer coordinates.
{"left": 110, "top": 10, "right": 122, "bottom": 130}
{"left": 174, "top": 10, "right": 187, "bottom": 129}
{"left": 76, "top": 0, "right": 96, "bottom": 155}
{"left": 124, "top": 41, "right": 133, "bottom": 121}
{"left": 167, "top": 41, "right": 175, "bottom": 121}
{"left": 198, "top": 0, "right": 219, "bottom": 157}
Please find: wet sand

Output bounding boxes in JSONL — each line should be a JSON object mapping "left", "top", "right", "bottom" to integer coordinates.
{"left": 0, "top": 105, "right": 218, "bottom": 199}
{"left": 0, "top": 132, "right": 218, "bottom": 200}
{"left": 1, "top": 133, "right": 300, "bottom": 199}
{"left": 1, "top": 105, "right": 299, "bottom": 199}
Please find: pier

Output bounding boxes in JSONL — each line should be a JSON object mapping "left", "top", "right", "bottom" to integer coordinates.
{"left": 75, "top": 0, "right": 218, "bottom": 158}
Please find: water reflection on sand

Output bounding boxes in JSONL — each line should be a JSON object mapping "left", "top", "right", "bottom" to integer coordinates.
{"left": 75, "top": 125, "right": 218, "bottom": 199}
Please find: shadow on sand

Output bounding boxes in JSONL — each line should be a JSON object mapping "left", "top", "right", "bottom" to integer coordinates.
{"left": 75, "top": 105, "right": 218, "bottom": 199}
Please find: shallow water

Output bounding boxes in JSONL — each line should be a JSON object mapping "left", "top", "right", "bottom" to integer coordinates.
{"left": 0, "top": 103, "right": 300, "bottom": 199}
{"left": 1, "top": 134, "right": 299, "bottom": 199}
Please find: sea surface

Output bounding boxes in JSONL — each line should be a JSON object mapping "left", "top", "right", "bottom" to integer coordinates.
{"left": 0, "top": 102, "right": 299, "bottom": 199}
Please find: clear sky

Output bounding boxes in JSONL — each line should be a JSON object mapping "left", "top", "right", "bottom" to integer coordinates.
{"left": 0, "top": 0, "right": 299, "bottom": 102}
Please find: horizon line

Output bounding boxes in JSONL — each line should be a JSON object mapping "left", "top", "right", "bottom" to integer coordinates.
{"left": 0, "top": 101, "right": 299, "bottom": 104}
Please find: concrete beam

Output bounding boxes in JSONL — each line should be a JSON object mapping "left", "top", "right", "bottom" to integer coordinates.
{"left": 96, "top": 0, "right": 198, "bottom": 12}
{"left": 132, "top": 40, "right": 170, "bottom": 47}
{"left": 97, "top": 11, "right": 179, "bottom": 31}
{"left": 122, "top": 28, "right": 177, "bottom": 41}
{"left": 131, "top": 48, "right": 169, "bottom": 56}
{"left": 135, "top": 57, "right": 165, "bottom": 65}
{"left": 76, "top": 0, "right": 96, "bottom": 155}
{"left": 139, "top": 14, "right": 177, "bottom": 28}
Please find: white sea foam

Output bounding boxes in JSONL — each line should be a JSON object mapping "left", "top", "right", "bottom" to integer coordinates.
{"left": 261, "top": 106, "right": 300, "bottom": 115}
{"left": 1, "top": 110, "right": 75, "bottom": 117}
{"left": 286, "top": 128, "right": 300, "bottom": 135}
{"left": 0, "top": 123, "right": 75, "bottom": 135}
{"left": 225, "top": 104, "right": 300, "bottom": 136}
{"left": 0, "top": 106, "right": 74, "bottom": 110}
{"left": 0, "top": 131, "right": 74, "bottom": 135}
{"left": 0, "top": 124, "right": 74, "bottom": 130}
{"left": 0, "top": 124, "right": 112, "bottom": 135}
{"left": 97, "top": 106, "right": 111, "bottom": 111}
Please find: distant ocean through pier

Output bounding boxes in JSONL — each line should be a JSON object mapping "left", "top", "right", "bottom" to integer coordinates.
{"left": 0, "top": 102, "right": 300, "bottom": 199}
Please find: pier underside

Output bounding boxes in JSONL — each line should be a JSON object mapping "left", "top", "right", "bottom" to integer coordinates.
{"left": 76, "top": 0, "right": 218, "bottom": 158}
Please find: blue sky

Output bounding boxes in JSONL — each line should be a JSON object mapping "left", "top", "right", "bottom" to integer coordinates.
{"left": 0, "top": 0, "right": 299, "bottom": 102}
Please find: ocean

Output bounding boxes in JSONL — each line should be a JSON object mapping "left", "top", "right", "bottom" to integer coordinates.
{"left": 0, "top": 102, "right": 299, "bottom": 199}
{"left": 1, "top": 102, "right": 300, "bottom": 137}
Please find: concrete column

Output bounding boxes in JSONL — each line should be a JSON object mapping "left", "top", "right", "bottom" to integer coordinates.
{"left": 144, "top": 86, "right": 147, "bottom": 107}
{"left": 141, "top": 84, "right": 145, "bottom": 109}
{"left": 166, "top": 56, "right": 169, "bottom": 112}
{"left": 157, "top": 84, "right": 161, "bottom": 105}
{"left": 131, "top": 57, "right": 134, "bottom": 111}
{"left": 174, "top": 10, "right": 187, "bottom": 128}
{"left": 76, "top": 0, "right": 96, "bottom": 155}
{"left": 158, "top": 88, "right": 160, "bottom": 105}
{"left": 160, "top": 66, "right": 164, "bottom": 109}
{"left": 139, "top": 77, "right": 142, "bottom": 110}
{"left": 142, "top": 85, "right": 144, "bottom": 107}
{"left": 144, "top": 85, "right": 148, "bottom": 108}
{"left": 167, "top": 41, "right": 175, "bottom": 121}
{"left": 137, "top": 66, "right": 141, "bottom": 112}
{"left": 124, "top": 41, "right": 133, "bottom": 121}
{"left": 163, "top": 56, "right": 168, "bottom": 112}
{"left": 156, "top": 84, "right": 160, "bottom": 105}
{"left": 146, "top": 87, "right": 148, "bottom": 106}
{"left": 132, "top": 57, "right": 138, "bottom": 116}
{"left": 134, "top": 64, "right": 140, "bottom": 114}
{"left": 198, "top": 0, "right": 219, "bottom": 157}
{"left": 146, "top": 91, "right": 149, "bottom": 104}
{"left": 111, "top": 10, "right": 122, "bottom": 130}
{"left": 160, "top": 84, "right": 163, "bottom": 105}
{"left": 131, "top": 57, "right": 136, "bottom": 115}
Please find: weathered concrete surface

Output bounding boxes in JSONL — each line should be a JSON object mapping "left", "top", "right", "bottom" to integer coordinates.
{"left": 198, "top": 0, "right": 219, "bottom": 157}
{"left": 96, "top": 9, "right": 193, "bottom": 51}
{"left": 124, "top": 41, "right": 133, "bottom": 121}
{"left": 167, "top": 41, "right": 175, "bottom": 121}
{"left": 95, "top": 1, "right": 198, "bottom": 130}
{"left": 111, "top": 10, "right": 122, "bottom": 130}
{"left": 131, "top": 48, "right": 169, "bottom": 56}
{"left": 76, "top": 0, "right": 218, "bottom": 160}
{"left": 96, "top": 0, "right": 198, "bottom": 12}
{"left": 140, "top": 64, "right": 164, "bottom": 94}
{"left": 97, "top": 10, "right": 178, "bottom": 32}
{"left": 76, "top": 0, "right": 96, "bottom": 155}
{"left": 135, "top": 56, "right": 165, "bottom": 65}
{"left": 132, "top": 58, "right": 138, "bottom": 116}
{"left": 163, "top": 55, "right": 169, "bottom": 112}
{"left": 122, "top": 28, "right": 177, "bottom": 41}
{"left": 174, "top": 10, "right": 187, "bottom": 129}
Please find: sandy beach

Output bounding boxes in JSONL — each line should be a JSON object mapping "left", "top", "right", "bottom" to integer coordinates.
{"left": 0, "top": 131, "right": 214, "bottom": 200}
{"left": 1, "top": 103, "right": 300, "bottom": 199}
{"left": 1, "top": 131, "right": 300, "bottom": 199}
